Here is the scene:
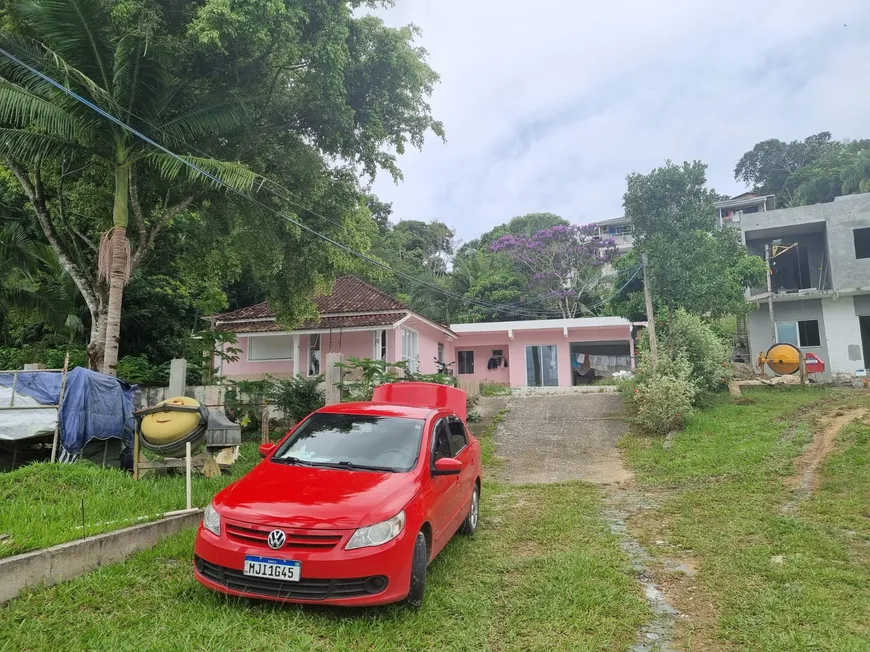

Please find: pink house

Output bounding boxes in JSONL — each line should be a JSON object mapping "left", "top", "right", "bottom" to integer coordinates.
{"left": 210, "top": 277, "right": 458, "bottom": 380}
{"left": 211, "top": 276, "right": 635, "bottom": 388}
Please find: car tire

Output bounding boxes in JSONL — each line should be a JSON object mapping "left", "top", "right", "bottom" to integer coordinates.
{"left": 403, "top": 531, "right": 428, "bottom": 608}
{"left": 459, "top": 484, "right": 480, "bottom": 536}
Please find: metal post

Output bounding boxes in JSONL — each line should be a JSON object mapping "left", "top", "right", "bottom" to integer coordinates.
{"left": 50, "top": 353, "right": 70, "bottom": 463}
{"left": 765, "top": 244, "right": 776, "bottom": 344}
{"left": 641, "top": 254, "right": 659, "bottom": 373}
{"left": 185, "top": 441, "right": 192, "bottom": 510}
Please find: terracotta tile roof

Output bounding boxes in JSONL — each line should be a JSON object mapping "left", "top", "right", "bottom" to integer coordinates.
{"left": 209, "top": 276, "right": 456, "bottom": 337}
{"left": 210, "top": 276, "right": 407, "bottom": 322}
{"left": 213, "top": 312, "right": 405, "bottom": 333}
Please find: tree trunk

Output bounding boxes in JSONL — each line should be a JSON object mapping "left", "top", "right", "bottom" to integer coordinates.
{"left": 101, "top": 165, "right": 131, "bottom": 376}
{"left": 87, "top": 291, "right": 108, "bottom": 371}
{"left": 101, "top": 227, "right": 129, "bottom": 376}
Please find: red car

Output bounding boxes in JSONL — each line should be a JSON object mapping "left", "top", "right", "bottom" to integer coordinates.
{"left": 194, "top": 382, "right": 481, "bottom": 607}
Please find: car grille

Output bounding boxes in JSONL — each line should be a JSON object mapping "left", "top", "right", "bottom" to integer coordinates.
{"left": 225, "top": 523, "right": 344, "bottom": 551}
{"left": 195, "top": 557, "right": 387, "bottom": 600}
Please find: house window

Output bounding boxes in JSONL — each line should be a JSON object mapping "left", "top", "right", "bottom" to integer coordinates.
{"left": 248, "top": 335, "right": 294, "bottom": 362}
{"left": 437, "top": 342, "right": 444, "bottom": 363}
{"left": 492, "top": 349, "right": 504, "bottom": 357}
{"left": 373, "top": 330, "right": 388, "bottom": 361}
{"left": 308, "top": 334, "right": 320, "bottom": 375}
{"left": 776, "top": 320, "right": 821, "bottom": 348}
{"left": 854, "top": 227, "right": 870, "bottom": 259}
{"left": 457, "top": 351, "right": 474, "bottom": 375}
{"left": 401, "top": 328, "right": 419, "bottom": 372}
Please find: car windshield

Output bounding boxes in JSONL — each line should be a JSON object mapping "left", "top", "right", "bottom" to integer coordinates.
{"left": 272, "top": 413, "right": 425, "bottom": 472}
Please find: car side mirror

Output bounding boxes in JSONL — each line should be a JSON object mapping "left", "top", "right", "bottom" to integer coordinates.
{"left": 432, "top": 457, "right": 462, "bottom": 476}
{"left": 258, "top": 442, "right": 276, "bottom": 458}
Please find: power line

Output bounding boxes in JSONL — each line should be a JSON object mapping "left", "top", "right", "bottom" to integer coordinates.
{"left": 0, "top": 45, "right": 641, "bottom": 321}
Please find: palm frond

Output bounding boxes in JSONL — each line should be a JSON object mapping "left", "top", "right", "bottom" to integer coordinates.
{"left": 145, "top": 151, "right": 258, "bottom": 192}
{"left": 0, "top": 78, "right": 79, "bottom": 140}
{"left": 13, "top": 0, "right": 114, "bottom": 92}
{"left": 0, "top": 221, "right": 37, "bottom": 270}
{"left": 158, "top": 102, "right": 248, "bottom": 144}
{"left": 0, "top": 127, "right": 82, "bottom": 162}
{"left": 112, "top": 33, "right": 167, "bottom": 123}
{"left": 0, "top": 32, "right": 121, "bottom": 122}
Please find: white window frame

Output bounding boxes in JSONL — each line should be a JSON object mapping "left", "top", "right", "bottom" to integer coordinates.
{"left": 247, "top": 335, "right": 294, "bottom": 362}
{"left": 373, "top": 329, "right": 388, "bottom": 361}
{"left": 775, "top": 320, "right": 821, "bottom": 348}
{"left": 401, "top": 327, "right": 419, "bottom": 372}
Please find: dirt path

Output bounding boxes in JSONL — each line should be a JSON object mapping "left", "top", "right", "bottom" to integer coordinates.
{"left": 781, "top": 407, "right": 866, "bottom": 513}
{"left": 492, "top": 392, "right": 634, "bottom": 485}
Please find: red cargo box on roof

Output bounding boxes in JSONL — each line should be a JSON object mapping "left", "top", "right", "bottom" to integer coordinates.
{"left": 372, "top": 382, "right": 467, "bottom": 423}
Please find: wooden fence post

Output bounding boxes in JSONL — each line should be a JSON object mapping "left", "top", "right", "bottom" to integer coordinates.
{"left": 325, "top": 352, "right": 343, "bottom": 406}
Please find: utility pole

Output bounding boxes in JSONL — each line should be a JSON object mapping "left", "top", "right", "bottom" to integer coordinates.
{"left": 765, "top": 244, "right": 776, "bottom": 344}
{"left": 641, "top": 254, "right": 659, "bottom": 373}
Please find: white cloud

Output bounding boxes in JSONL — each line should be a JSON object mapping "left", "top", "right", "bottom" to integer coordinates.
{"left": 371, "top": 0, "right": 870, "bottom": 241}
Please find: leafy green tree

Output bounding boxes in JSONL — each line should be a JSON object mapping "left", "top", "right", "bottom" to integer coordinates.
{"left": 0, "top": 0, "right": 444, "bottom": 373}
{"left": 624, "top": 161, "right": 766, "bottom": 331}
{"left": 0, "top": 0, "right": 255, "bottom": 374}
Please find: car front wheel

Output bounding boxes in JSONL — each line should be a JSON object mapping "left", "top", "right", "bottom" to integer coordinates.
{"left": 403, "top": 531, "right": 428, "bottom": 608}
{"left": 459, "top": 484, "right": 480, "bottom": 536}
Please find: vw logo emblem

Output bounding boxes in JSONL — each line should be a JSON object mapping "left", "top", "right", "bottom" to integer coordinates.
{"left": 267, "top": 529, "right": 286, "bottom": 550}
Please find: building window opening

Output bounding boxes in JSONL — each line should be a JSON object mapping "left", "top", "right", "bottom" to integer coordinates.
{"left": 854, "top": 227, "right": 870, "bottom": 259}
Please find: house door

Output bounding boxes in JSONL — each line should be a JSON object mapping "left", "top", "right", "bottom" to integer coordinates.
{"left": 525, "top": 345, "right": 558, "bottom": 386}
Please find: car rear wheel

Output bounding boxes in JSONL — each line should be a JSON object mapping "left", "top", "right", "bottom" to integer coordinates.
{"left": 459, "top": 484, "right": 480, "bottom": 536}
{"left": 403, "top": 531, "right": 428, "bottom": 608}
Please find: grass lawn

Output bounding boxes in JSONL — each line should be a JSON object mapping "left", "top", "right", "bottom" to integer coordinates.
{"left": 0, "top": 412, "right": 648, "bottom": 652}
{"left": 0, "top": 439, "right": 261, "bottom": 558}
{"left": 623, "top": 387, "right": 870, "bottom": 651}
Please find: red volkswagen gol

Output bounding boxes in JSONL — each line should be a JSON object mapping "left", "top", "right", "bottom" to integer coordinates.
{"left": 194, "top": 383, "right": 481, "bottom": 607}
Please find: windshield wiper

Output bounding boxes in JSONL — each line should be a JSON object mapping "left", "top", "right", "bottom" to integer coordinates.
{"left": 317, "top": 460, "right": 398, "bottom": 473}
{"left": 271, "top": 456, "right": 315, "bottom": 466}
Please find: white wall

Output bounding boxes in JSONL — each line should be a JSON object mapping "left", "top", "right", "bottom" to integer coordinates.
{"left": 822, "top": 297, "right": 863, "bottom": 377}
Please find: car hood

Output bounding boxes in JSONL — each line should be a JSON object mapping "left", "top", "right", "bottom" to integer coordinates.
{"left": 214, "top": 460, "right": 420, "bottom": 530}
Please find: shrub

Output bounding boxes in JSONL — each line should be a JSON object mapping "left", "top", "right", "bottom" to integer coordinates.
{"left": 481, "top": 382, "right": 511, "bottom": 397}
{"left": 224, "top": 378, "right": 276, "bottom": 429}
{"left": 0, "top": 346, "right": 86, "bottom": 371}
{"left": 270, "top": 374, "right": 325, "bottom": 422}
{"left": 633, "top": 310, "right": 731, "bottom": 399}
{"left": 116, "top": 355, "right": 169, "bottom": 385}
{"left": 337, "top": 356, "right": 463, "bottom": 404}
{"left": 631, "top": 373, "right": 696, "bottom": 435}
{"left": 667, "top": 310, "right": 731, "bottom": 394}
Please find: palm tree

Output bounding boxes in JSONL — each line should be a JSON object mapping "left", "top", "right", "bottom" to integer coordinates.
{"left": 0, "top": 0, "right": 254, "bottom": 374}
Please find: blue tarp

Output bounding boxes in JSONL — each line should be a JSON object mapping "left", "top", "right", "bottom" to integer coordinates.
{"left": 0, "top": 368, "right": 138, "bottom": 457}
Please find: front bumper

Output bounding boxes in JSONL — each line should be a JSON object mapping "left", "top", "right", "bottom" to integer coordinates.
{"left": 193, "top": 522, "right": 415, "bottom": 606}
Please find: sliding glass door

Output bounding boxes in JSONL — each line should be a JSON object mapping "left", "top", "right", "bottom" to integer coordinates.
{"left": 525, "top": 345, "right": 559, "bottom": 387}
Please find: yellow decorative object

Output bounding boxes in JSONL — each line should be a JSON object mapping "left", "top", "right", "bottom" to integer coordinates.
{"left": 757, "top": 343, "right": 801, "bottom": 376}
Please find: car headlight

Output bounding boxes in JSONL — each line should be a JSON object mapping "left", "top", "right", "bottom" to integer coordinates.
{"left": 345, "top": 511, "right": 405, "bottom": 550}
{"left": 203, "top": 502, "right": 221, "bottom": 536}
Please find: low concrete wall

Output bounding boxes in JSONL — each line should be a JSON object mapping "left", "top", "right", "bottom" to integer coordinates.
{"left": 0, "top": 509, "right": 202, "bottom": 604}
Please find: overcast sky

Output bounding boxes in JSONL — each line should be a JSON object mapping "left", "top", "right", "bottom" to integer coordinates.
{"left": 369, "top": 0, "right": 870, "bottom": 243}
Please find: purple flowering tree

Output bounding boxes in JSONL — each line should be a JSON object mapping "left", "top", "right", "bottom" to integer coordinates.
{"left": 489, "top": 224, "right": 617, "bottom": 318}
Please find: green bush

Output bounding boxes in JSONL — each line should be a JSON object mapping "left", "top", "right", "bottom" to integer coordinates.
{"left": 667, "top": 310, "right": 731, "bottom": 394}
{"left": 224, "top": 378, "right": 276, "bottom": 430}
{"left": 630, "top": 372, "right": 696, "bottom": 435}
{"left": 481, "top": 382, "right": 511, "bottom": 396}
{"left": 116, "top": 355, "right": 169, "bottom": 386}
{"left": 0, "top": 346, "right": 86, "bottom": 371}
{"left": 633, "top": 310, "right": 731, "bottom": 399}
{"left": 270, "top": 374, "right": 325, "bottom": 422}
